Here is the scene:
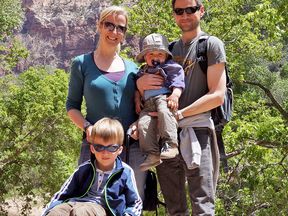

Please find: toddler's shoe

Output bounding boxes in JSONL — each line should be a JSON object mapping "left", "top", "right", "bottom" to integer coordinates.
{"left": 140, "top": 154, "right": 162, "bottom": 171}
{"left": 160, "top": 143, "right": 179, "bottom": 159}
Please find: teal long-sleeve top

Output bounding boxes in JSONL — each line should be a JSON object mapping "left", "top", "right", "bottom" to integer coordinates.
{"left": 66, "top": 52, "right": 138, "bottom": 131}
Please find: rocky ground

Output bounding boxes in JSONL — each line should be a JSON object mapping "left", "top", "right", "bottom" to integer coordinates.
{"left": 5, "top": 198, "right": 43, "bottom": 216}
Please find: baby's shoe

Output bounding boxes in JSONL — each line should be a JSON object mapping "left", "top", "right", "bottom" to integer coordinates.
{"left": 160, "top": 143, "right": 179, "bottom": 159}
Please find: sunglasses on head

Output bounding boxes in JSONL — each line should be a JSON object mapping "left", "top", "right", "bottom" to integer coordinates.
{"left": 174, "top": 6, "right": 200, "bottom": 16}
{"left": 92, "top": 144, "right": 121, "bottom": 153}
{"left": 102, "top": 21, "right": 127, "bottom": 34}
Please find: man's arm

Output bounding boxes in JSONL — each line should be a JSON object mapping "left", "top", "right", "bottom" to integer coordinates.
{"left": 178, "top": 62, "right": 226, "bottom": 118}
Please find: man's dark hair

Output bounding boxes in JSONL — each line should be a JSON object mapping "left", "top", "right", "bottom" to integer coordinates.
{"left": 172, "top": 0, "right": 203, "bottom": 9}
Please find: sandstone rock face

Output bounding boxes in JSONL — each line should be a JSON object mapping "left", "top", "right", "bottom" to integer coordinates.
{"left": 20, "top": 0, "right": 139, "bottom": 70}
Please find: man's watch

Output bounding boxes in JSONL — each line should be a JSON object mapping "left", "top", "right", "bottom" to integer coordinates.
{"left": 176, "top": 110, "right": 184, "bottom": 120}
{"left": 83, "top": 121, "right": 92, "bottom": 132}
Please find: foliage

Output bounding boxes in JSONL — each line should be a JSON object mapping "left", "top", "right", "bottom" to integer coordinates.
{"left": 0, "top": 1, "right": 80, "bottom": 215}
{"left": 0, "top": 37, "right": 29, "bottom": 74}
{"left": 0, "top": 0, "right": 287, "bottom": 215}
{"left": 218, "top": 91, "right": 288, "bottom": 215}
{"left": 0, "top": 0, "right": 23, "bottom": 40}
{"left": 119, "top": 0, "right": 288, "bottom": 215}
{"left": 113, "top": 0, "right": 180, "bottom": 41}
{"left": 203, "top": 0, "right": 284, "bottom": 89}
{"left": 0, "top": 68, "right": 80, "bottom": 215}
{"left": 0, "top": 0, "right": 27, "bottom": 75}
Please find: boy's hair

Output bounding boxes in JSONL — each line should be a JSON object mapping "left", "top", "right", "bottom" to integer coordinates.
{"left": 91, "top": 117, "right": 124, "bottom": 145}
{"left": 172, "top": 0, "right": 203, "bottom": 8}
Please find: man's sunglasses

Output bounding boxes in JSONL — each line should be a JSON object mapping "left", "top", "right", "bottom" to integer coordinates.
{"left": 174, "top": 6, "right": 200, "bottom": 16}
{"left": 103, "top": 21, "right": 127, "bottom": 34}
{"left": 92, "top": 144, "right": 121, "bottom": 153}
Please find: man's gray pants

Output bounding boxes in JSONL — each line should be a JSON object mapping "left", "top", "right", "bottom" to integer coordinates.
{"left": 156, "top": 128, "right": 220, "bottom": 216}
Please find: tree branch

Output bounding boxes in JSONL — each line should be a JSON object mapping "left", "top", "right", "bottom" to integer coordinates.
{"left": 249, "top": 202, "right": 270, "bottom": 215}
{"left": 255, "top": 140, "right": 283, "bottom": 148}
{"left": 226, "top": 148, "right": 244, "bottom": 158}
{"left": 243, "top": 80, "right": 288, "bottom": 121}
{"left": 225, "top": 138, "right": 285, "bottom": 160}
{"left": 0, "top": 117, "right": 61, "bottom": 167}
{"left": 226, "top": 154, "right": 244, "bottom": 184}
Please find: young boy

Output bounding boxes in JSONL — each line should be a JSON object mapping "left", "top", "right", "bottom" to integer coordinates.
{"left": 41, "top": 117, "right": 142, "bottom": 216}
{"left": 135, "top": 33, "right": 185, "bottom": 171}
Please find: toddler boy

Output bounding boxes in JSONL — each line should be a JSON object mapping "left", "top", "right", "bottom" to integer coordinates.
{"left": 135, "top": 33, "right": 185, "bottom": 171}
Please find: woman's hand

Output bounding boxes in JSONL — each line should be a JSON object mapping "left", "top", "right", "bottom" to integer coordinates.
{"left": 134, "top": 91, "right": 143, "bottom": 115}
{"left": 135, "top": 100, "right": 143, "bottom": 115}
{"left": 85, "top": 126, "right": 93, "bottom": 143}
{"left": 128, "top": 121, "right": 139, "bottom": 140}
{"left": 136, "top": 73, "right": 164, "bottom": 95}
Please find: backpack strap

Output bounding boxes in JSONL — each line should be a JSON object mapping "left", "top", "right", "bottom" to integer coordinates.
{"left": 168, "top": 41, "right": 176, "bottom": 52}
{"left": 196, "top": 35, "right": 210, "bottom": 74}
{"left": 196, "top": 35, "right": 232, "bottom": 89}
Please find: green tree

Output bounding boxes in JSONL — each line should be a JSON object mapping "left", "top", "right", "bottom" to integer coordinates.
{"left": 0, "top": 0, "right": 27, "bottom": 74}
{"left": 117, "top": 0, "right": 288, "bottom": 215}
{"left": 0, "top": 38, "right": 29, "bottom": 73}
{"left": 1, "top": 0, "right": 287, "bottom": 215}
{"left": 0, "top": 68, "right": 80, "bottom": 215}
{"left": 0, "top": 0, "right": 23, "bottom": 40}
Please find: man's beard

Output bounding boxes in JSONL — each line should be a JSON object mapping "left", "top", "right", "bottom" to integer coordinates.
{"left": 179, "top": 19, "right": 200, "bottom": 32}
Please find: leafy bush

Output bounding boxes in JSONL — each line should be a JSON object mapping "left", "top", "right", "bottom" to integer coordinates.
{"left": 0, "top": 68, "right": 80, "bottom": 215}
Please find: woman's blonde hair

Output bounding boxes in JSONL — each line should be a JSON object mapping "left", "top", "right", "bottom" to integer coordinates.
{"left": 97, "top": 6, "right": 128, "bottom": 53}
{"left": 91, "top": 117, "right": 124, "bottom": 145}
{"left": 98, "top": 5, "right": 128, "bottom": 25}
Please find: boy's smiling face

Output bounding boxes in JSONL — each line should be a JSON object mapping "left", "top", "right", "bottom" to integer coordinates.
{"left": 90, "top": 136, "right": 123, "bottom": 171}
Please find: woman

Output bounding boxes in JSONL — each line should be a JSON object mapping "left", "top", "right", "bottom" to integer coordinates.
{"left": 66, "top": 5, "right": 146, "bottom": 200}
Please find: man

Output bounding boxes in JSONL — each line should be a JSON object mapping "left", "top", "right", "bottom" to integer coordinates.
{"left": 137, "top": 0, "right": 226, "bottom": 215}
